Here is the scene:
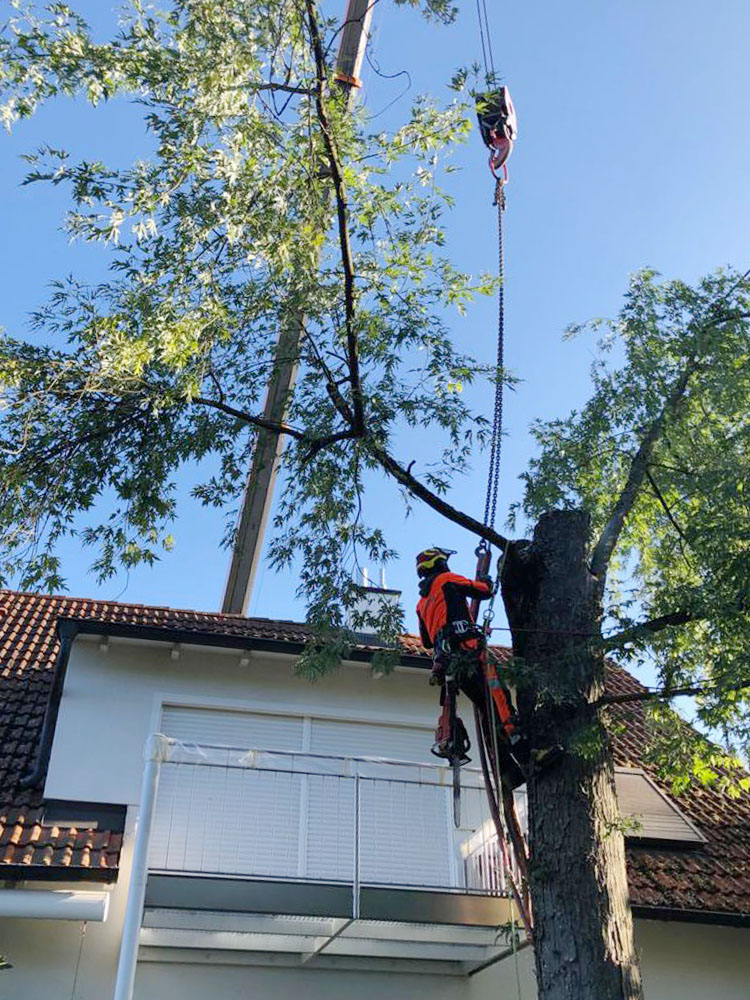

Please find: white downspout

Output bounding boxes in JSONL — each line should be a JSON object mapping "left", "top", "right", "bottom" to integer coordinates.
{"left": 112, "top": 734, "right": 170, "bottom": 1000}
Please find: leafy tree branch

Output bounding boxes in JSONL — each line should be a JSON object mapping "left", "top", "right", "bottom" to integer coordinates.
{"left": 589, "top": 356, "right": 698, "bottom": 580}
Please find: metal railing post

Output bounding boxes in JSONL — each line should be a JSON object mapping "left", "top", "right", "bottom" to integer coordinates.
{"left": 352, "top": 764, "right": 361, "bottom": 920}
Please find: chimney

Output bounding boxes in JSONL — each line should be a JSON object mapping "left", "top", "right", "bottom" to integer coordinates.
{"left": 348, "top": 567, "right": 403, "bottom": 636}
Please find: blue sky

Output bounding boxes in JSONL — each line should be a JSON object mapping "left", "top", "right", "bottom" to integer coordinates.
{"left": 2, "top": 0, "right": 749, "bottom": 634}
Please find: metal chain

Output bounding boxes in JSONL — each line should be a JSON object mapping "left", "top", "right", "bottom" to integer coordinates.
{"left": 482, "top": 184, "right": 505, "bottom": 532}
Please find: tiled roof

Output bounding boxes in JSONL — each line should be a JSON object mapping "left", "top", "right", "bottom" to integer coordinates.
{"left": 1, "top": 589, "right": 749, "bottom": 920}
{"left": 0, "top": 589, "right": 428, "bottom": 878}
{"left": 604, "top": 666, "right": 750, "bottom": 918}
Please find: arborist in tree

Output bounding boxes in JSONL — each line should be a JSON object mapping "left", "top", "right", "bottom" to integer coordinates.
{"left": 415, "top": 547, "right": 519, "bottom": 757}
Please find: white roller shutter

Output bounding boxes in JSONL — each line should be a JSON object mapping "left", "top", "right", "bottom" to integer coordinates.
{"left": 160, "top": 705, "right": 304, "bottom": 751}
{"left": 359, "top": 778, "right": 453, "bottom": 888}
{"left": 304, "top": 773, "right": 355, "bottom": 881}
{"left": 310, "top": 717, "right": 434, "bottom": 764}
{"left": 151, "top": 708, "right": 305, "bottom": 876}
{"left": 309, "top": 718, "right": 454, "bottom": 888}
{"left": 150, "top": 707, "right": 459, "bottom": 888}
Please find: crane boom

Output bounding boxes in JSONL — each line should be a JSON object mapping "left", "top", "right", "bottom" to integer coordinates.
{"left": 221, "top": 0, "right": 373, "bottom": 615}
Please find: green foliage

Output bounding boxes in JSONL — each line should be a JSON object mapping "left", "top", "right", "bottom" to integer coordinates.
{"left": 0, "top": 0, "right": 495, "bottom": 651}
{"left": 523, "top": 268, "right": 750, "bottom": 770}
{"left": 568, "top": 718, "right": 608, "bottom": 763}
{"left": 643, "top": 701, "right": 750, "bottom": 797}
{"left": 393, "top": 0, "right": 458, "bottom": 25}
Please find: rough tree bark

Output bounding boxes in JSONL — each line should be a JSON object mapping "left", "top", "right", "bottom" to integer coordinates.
{"left": 502, "top": 510, "right": 643, "bottom": 1000}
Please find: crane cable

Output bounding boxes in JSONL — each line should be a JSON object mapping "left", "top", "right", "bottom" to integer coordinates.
{"left": 475, "top": 0, "right": 497, "bottom": 81}
{"left": 476, "top": 0, "right": 504, "bottom": 540}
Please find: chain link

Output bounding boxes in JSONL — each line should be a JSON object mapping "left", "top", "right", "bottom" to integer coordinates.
{"left": 482, "top": 187, "right": 505, "bottom": 531}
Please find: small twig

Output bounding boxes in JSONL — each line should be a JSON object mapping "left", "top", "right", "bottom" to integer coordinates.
{"left": 645, "top": 468, "right": 689, "bottom": 545}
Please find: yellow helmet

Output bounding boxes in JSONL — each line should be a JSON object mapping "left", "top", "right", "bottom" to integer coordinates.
{"left": 416, "top": 547, "right": 456, "bottom": 577}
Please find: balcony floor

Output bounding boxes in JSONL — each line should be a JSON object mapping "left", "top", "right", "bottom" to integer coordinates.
{"left": 142, "top": 875, "right": 521, "bottom": 975}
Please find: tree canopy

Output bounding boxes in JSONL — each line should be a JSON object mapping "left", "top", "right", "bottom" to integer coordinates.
{"left": 0, "top": 1, "right": 496, "bottom": 636}
{"left": 1, "top": 2, "right": 750, "bottom": 775}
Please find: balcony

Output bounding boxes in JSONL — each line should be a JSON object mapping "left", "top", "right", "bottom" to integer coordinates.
{"left": 141, "top": 742, "right": 525, "bottom": 973}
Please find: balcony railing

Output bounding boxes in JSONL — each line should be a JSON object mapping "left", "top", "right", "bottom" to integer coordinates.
{"left": 148, "top": 744, "right": 517, "bottom": 898}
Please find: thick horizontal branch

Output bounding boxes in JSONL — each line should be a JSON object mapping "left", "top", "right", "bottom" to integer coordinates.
{"left": 602, "top": 609, "right": 697, "bottom": 649}
{"left": 596, "top": 676, "right": 750, "bottom": 709}
{"left": 194, "top": 393, "right": 367, "bottom": 465}
{"left": 303, "top": 427, "right": 363, "bottom": 462}
{"left": 604, "top": 597, "right": 750, "bottom": 650}
{"left": 254, "top": 82, "right": 315, "bottom": 96}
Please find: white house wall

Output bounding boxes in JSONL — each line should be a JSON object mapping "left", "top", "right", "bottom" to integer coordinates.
{"left": 3, "top": 911, "right": 749, "bottom": 1000}
{"left": 0, "top": 812, "right": 138, "bottom": 1000}
{"left": 44, "top": 635, "right": 438, "bottom": 805}
{"left": 466, "top": 920, "right": 750, "bottom": 1000}
{"left": 6, "top": 635, "right": 750, "bottom": 1000}
{"left": 133, "top": 962, "right": 472, "bottom": 1000}
{"left": 635, "top": 920, "right": 750, "bottom": 1000}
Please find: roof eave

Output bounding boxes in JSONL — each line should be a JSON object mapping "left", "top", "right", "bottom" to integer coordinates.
{"left": 63, "top": 617, "right": 431, "bottom": 670}
{"left": 633, "top": 903, "right": 750, "bottom": 928}
{"left": 0, "top": 864, "right": 119, "bottom": 884}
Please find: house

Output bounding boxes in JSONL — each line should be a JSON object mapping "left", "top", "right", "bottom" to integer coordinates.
{"left": 1, "top": 588, "right": 749, "bottom": 1000}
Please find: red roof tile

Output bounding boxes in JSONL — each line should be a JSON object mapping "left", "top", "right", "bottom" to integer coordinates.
{"left": 1, "top": 589, "right": 749, "bottom": 919}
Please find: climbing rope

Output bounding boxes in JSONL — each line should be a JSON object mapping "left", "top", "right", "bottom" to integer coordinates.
{"left": 511, "top": 910, "right": 524, "bottom": 1000}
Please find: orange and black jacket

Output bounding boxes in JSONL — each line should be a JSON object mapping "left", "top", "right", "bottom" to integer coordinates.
{"left": 416, "top": 571, "right": 492, "bottom": 649}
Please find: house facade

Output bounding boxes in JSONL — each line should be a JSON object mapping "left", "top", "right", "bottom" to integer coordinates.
{"left": 1, "top": 590, "right": 749, "bottom": 999}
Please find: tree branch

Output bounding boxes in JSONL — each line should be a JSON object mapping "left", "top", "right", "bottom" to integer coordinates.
{"left": 596, "top": 677, "right": 750, "bottom": 709}
{"left": 589, "top": 357, "right": 698, "bottom": 580}
{"left": 645, "top": 468, "right": 690, "bottom": 546}
{"left": 367, "top": 440, "right": 509, "bottom": 550}
{"left": 603, "top": 609, "right": 697, "bottom": 649}
{"left": 305, "top": 0, "right": 365, "bottom": 434}
{"left": 590, "top": 291, "right": 750, "bottom": 582}
{"left": 249, "top": 82, "right": 316, "bottom": 96}
{"left": 192, "top": 395, "right": 309, "bottom": 441}
{"left": 302, "top": 427, "right": 361, "bottom": 462}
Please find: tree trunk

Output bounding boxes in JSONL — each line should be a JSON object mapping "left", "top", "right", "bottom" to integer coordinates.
{"left": 501, "top": 510, "right": 643, "bottom": 1000}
